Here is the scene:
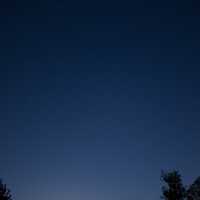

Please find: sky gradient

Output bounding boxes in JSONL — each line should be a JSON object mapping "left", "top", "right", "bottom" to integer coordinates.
{"left": 0, "top": 1, "right": 200, "bottom": 200}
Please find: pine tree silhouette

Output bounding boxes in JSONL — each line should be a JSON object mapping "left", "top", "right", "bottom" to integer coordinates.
{"left": 161, "top": 170, "right": 186, "bottom": 200}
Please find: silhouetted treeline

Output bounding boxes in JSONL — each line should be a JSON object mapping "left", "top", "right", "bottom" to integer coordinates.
{"left": 1, "top": 170, "right": 200, "bottom": 200}
{"left": 161, "top": 170, "right": 200, "bottom": 200}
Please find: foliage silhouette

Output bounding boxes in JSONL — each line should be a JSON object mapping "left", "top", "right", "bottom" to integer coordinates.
{"left": 161, "top": 170, "right": 186, "bottom": 200}
{"left": 0, "top": 179, "right": 12, "bottom": 200}
{"left": 187, "top": 177, "right": 200, "bottom": 200}
{"left": 161, "top": 171, "right": 200, "bottom": 200}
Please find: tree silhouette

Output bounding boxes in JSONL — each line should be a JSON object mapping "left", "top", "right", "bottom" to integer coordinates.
{"left": 187, "top": 177, "right": 200, "bottom": 200}
{"left": 0, "top": 179, "right": 12, "bottom": 200}
{"left": 161, "top": 170, "right": 186, "bottom": 200}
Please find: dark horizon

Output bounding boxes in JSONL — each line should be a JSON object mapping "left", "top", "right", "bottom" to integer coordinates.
{"left": 0, "top": 0, "right": 200, "bottom": 200}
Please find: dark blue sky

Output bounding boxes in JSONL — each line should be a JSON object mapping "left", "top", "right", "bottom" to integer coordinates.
{"left": 0, "top": 0, "right": 200, "bottom": 200}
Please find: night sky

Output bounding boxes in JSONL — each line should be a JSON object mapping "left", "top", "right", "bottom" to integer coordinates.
{"left": 0, "top": 0, "right": 200, "bottom": 200}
